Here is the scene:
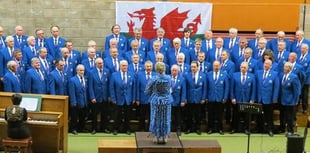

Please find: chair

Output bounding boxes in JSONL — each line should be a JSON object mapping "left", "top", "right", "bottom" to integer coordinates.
{"left": 2, "top": 137, "right": 32, "bottom": 153}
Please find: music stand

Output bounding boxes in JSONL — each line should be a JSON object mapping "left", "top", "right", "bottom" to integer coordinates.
{"left": 239, "top": 103, "right": 262, "bottom": 153}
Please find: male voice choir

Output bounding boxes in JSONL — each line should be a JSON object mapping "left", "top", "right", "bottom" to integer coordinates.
{"left": 0, "top": 25, "right": 308, "bottom": 137}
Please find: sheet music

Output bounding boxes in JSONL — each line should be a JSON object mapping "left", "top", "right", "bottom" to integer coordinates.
{"left": 20, "top": 97, "right": 39, "bottom": 111}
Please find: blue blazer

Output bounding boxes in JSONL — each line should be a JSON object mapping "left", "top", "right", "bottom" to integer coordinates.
{"left": 207, "top": 71, "right": 229, "bottom": 102}
{"left": 128, "top": 63, "right": 144, "bottom": 75}
{"left": 3, "top": 71, "right": 22, "bottom": 93}
{"left": 201, "top": 39, "right": 216, "bottom": 53}
{"left": 220, "top": 60, "right": 235, "bottom": 78}
{"left": 279, "top": 73, "right": 300, "bottom": 106}
{"left": 208, "top": 47, "right": 228, "bottom": 64}
{"left": 149, "top": 38, "right": 171, "bottom": 52}
{"left": 127, "top": 37, "right": 149, "bottom": 53}
{"left": 181, "top": 37, "right": 195, "bottom": 51}
{"left": 248, "top": 38, "right": 259, "bottom": 51}
{"left": 185, "top": 72, "right": 207, "bottom": 103}
{"left": 88, "top": 68, "right": 110, "bottom": 102}
{"left": 198, "top": 61, "right": 211, "bottom": 74}
{"left": 0, "top": 47, "right": 15, "bottom": 77}
{"left": 230, "top": 47, "right": 245, "bottom": 63}
{"left": 252, "top": 48, "right": 267, "bottom": 60}
{"left": 81, "top": 50, "right": 101, "bottom": 61}
{"left": 68, "top": 75, "right": 88, "bottom": 108}
{"left": 109, "top": 71, "right": 136, "bottom": 106}
{"left": 188, "top": 48, "right": 199, "bottom": 62}
{"left": 24, "top": 68, "right": 48, "bottom": 94}
{"left": 13, "top": 35, "right": 28, "bottom": 49}
{"left": 145, "top": 50, "right": 167, "bottom": 64}
{"left": 267, "top": 38, "right": 291, "bottom": 54}
{"left": 46, "top": 36, "right": 66, "bottom": 59}
{"left": 63, "top": 57, "right": 76, "bottom": 79}
{"left": 0, "top": 36, "right": 6, "bottom": 49}
{"left": 236, "top": 57, "right": 258, "bottom": 73}
{"left": 104, "top": 34, "right": 127, "bottom": 52}
{"left": 22, "top": 46, "right": 39, "bottom": 69}
{"left": 49, "top": 69, "right": 68, "bottom": 95}
{"left": 230, "top": 72, "right": 256, "bottom": 103}
{"left": 170, "top": 75, "right": 186, "bottom": 106}
{"left": 256, "top": 70, "right": 279, "bottom": 104}
{"left": 124, "top": 50, "right": 145, "bottom": 64}
{"left": 223, "top": 37, "right": 240, "bottom": 51}
{"left": 136, "top": 71, "right": 156, "bottom": 104}
{"left": 292, "top": 63, "right": 306, "bottom": 86}
{"left": 35, "top": 37, "right": 47, "bottom": 49}
{"left": 291, "top": 39, "right": 310, "bottom": 56}
{"left": 68, "top": 50, "right": 82, "bottom": 65}
{"left": 39, "top": 58, "right": 53, "bottom": 76}
{"left": 81, "top": 58, "right": 96, "bottom": 76}
{"left": 15, "top": 60, "right": 27, "bottom": 90}
{"left": 297, "top": 53, "right": 310, "bottom": 71}
{"left": 177, "top": 63, "right": 190, "bottom": 77}
{"left": 104, "top": 56, "right": 124, "bottom": 74}
{"left": 167, "top": 47, "right": 190, "bottom": 66}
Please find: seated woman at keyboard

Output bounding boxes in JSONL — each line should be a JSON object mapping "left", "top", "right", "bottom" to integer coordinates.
{"left": 5, "top": 93, "right": 30, "bottom": 139}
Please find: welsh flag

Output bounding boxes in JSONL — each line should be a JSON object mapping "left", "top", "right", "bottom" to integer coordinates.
{"left": 116, "top": 1, "right": 213, "bottom": 40}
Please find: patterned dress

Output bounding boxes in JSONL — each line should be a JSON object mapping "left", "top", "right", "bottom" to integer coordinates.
{"left": 146, "top": 74, "right": 173, "bottom": 138}
{"left": 5, "top": 105, "right": 30, "bottom": 139}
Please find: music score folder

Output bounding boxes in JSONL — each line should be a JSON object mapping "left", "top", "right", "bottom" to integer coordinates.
{"left": 20, "top": 95, "right": 42, "bottom": 112}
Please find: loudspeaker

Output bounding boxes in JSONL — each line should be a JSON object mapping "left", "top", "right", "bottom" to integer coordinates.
{"left": 287, "top": 135, "right": 304, "bottom": 153}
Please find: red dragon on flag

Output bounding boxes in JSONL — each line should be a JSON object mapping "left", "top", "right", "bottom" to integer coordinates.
{"left": 126, "top": 7, "right": 202, "bottom": 40}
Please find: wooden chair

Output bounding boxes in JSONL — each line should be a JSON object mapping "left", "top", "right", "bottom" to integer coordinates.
{"left": 2, "top": 137, "right": 32, "bottom": 153}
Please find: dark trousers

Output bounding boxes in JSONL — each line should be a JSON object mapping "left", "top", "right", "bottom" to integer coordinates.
{"left": 301, "top": 84, "right": 309, "bottom": 111}
{"left": 281, "top": 105, "right": 296, "bottom": 133}
{"left": 172, "top": 106, "right": 182, "bottom": 131}
{"left": 257, "top": 104, "right": 273, "bottom": 132}
{"left": 231, "top": 103, "right": 248, "bottom": 131}
{"left": 112, "top": 104, "right": 131, "bottom": 132}
{"left": 138, "top": 104, "right": 150, "bottom": 131}
{"left": 70, "top": 106, "right": 88, "bottom": 132}
{"left": 90, "top": 101, "right": 110, "bottom": 131}
{"left": 207, "top": 102, "right": 224, "bottom": 131}
{"left": 186, "top": 103, "right": 202, "bottom": 131}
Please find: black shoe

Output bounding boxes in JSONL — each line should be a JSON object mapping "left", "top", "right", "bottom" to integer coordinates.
{"left": 103, "top": 129, "right": 111, "bottom": 134}
{"left": 219, "top": 130, "right": 224, "bottom": 135}
{"left": 91, "top": 130, "right": 96, "bottom": 135}
{"left": 230, "top": 130, "right": 235, "bottom": 134}
{"left": 286, "top": 132, "right": 293, "bottom": 137}
{"left": 196, "top": 130, "right": 201, "bottom": 135}
{"left": 207, "top": 130, "right": 213, "bottom": 134}
{"left": 72, "top": 130, "right": 78, "bottom": 135}
{"left": 126, "top": 130, "right": 131, "bottom": 135}
{"left": 184, "top": 129, "right": 191, "bottom": 134}
{"left": 113, "top": 130, "right": 118, "bottom": 135}
{"left": 176, "top": 130, "right": 181, "bottom": 136}
{"left": 268, "top": 131, "right": 273, "bottom": 137}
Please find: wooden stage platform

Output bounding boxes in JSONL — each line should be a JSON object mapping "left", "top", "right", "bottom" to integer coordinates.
{"left": 98, "top": 132, "right": 221, "bottom": 153}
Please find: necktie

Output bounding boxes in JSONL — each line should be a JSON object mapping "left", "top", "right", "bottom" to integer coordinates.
{"left": 18, "top": 36, "right": 21, "bottom": 44}
{"left": 99, "top": 69, "right": 103, "bottom": 80}
{"left": 122, "top": 72, "right": 126, "bottom": 84}
{"left": 134, "top": 64, "right": 138, "bottom": 73}
{"left": 242, "top": 74, "right": 246, "bottom": 84}
{"left": 64, "top": 58, "right": 68, "bottom": 71}
{"left": 300, "top": 55, "right": 305, "bottom": 61}
{"left": 113, "top": 58, "right": 118, "bottom": 71}
{"left": 115, "top": 35, "right": 119, "bottom": 42}
{"left": 32, "top": 47, "right": 36, "bottom": 56}
{"left": 207, "top": 40, "right": 210, "bottom": 50}
{"left": 54, "top": 38, "right": 57, "bottom": 46}
{"left": 186, "top": 39, "right": 189, "bottom": 48}
{"left": 259, "top": 50, "right": 262, "bottom": 57}
{"left": 1, "top": 38, "right": 4, "bottom": 48}
{"left": 214, "top": 72, "right": 218, "bottom": 82}
{"left": 179, "top": 64, "right": 183, "bottom": 73}
{"left": 37, "top": 69, "right": 44, "bottom": 80}
{"left": 239, "top": 48, "right": 243, "bottom": 57}
{"left": 278, "top": 52, "right": 282, "bottom": 60}
{"left": 282, "top": 74, "right": 287, "bottom": 85}
{"left": 216, "top": 49, "right": 220, "bottom": 60}
{"left": 172, "top": 77, "right": 176, "bottom": 87}
{"left": 159, "top": 38, "right": 162, "bottom": 45}
{"left": 60, "top": 71, "right": 64, "bottom": 82}
{"left": 229, "top": 39, "right": 233, "bottom": 49}
{"left": 263, "top": 71, "right": 267, "bottom": 83}
{"left": 192, "top": 73, "right": 196, "bottom": 84}
{"left": 40, "top": 39, "right": 43, "bottom": 47}
{"left": 147, "top": 72, "right": 150, "bottom": 80}
{"left": 90, "top": 59, "right": 94, "bottom": 68}
{"left": 80, "top": 76, "right": 85, "bottom": 88}
{"left": 44, "top": 60, "right": 49, "bottom": 72}
{"left": 255, "top": 39, "right": 258, "bottom": 48}
{"left": 200, "top": 63, "right": 203, "bottom": 72}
